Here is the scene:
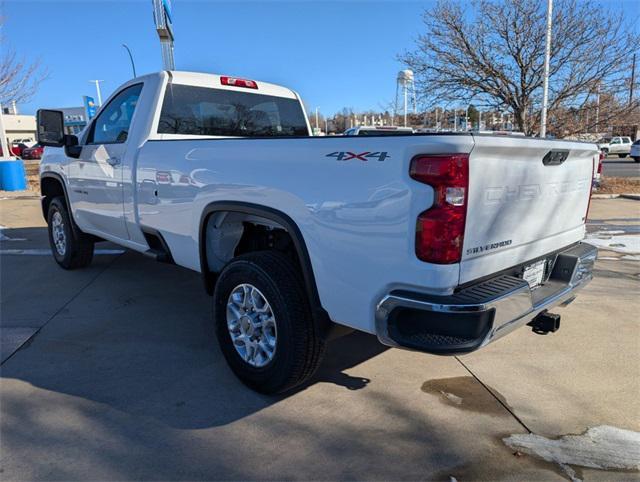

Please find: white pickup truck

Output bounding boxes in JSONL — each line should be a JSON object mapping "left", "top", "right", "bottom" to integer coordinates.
{"left": 37, "top": 71, "right": 598, "bottom": 393}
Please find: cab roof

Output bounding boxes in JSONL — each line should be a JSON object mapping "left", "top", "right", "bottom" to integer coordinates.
{"left": 166, "top": 71, "right": 299, "bottom": 100}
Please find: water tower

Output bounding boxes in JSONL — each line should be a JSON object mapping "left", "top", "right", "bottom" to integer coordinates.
{"left": 394, "top": 70, "right": 417, "bottom": 127}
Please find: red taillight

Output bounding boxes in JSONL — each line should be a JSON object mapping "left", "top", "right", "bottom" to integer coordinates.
{"left": 410, "top": 154, "right": 469, "bottom": 264}
{"left": 220, "top": 76, "right": 258, "bottom": 89}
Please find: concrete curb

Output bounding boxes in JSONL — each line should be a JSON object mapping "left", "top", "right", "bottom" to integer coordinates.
{"left": 620, "top": 193, "right": 640, "bottom": 201}
{"left": 592, "top": 194, "right": 620, "bottom": 199}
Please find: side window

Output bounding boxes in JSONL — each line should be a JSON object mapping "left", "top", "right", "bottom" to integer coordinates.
{"left": 88, "top": 84, "right": 143, "bottom": 144}
{"left": 622, "top": 138, "right": 631, "bottom": 144}
{"left": 611, "top": 138, "right": 621, "bottom": 144}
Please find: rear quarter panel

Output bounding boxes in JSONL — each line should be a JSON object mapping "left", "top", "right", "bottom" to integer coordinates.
{"left": 134, "top": 135, "right": 474, "bottom": 333}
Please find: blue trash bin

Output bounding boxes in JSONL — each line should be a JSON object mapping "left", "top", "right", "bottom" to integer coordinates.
{"left": 0, "top": 159, "right": 28, "bottom": 191}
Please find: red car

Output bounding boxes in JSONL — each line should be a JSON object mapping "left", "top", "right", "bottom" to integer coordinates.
{"left": 21, "top": 143, "right": 44, "bottom": 160}
{"left": 0, "top": 142, "right": 26, "bottom": 157}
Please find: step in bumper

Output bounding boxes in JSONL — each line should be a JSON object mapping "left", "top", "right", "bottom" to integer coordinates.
{"left": 375, "top": 242, "right": 597, "bottom": 355}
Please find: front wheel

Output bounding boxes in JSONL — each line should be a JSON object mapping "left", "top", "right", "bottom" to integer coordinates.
{"left": 618, "top": 153, "right": 628, "bottom": 158}
{"left": 47, "top": 197, "right": 94, "bottom": 269}
{"left": 213, "top": 251, "right": 325, "bottom": 394}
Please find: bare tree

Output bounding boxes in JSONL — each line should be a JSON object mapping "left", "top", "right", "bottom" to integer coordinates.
{"left": 0, "top": 17, "right": 48, "bottom": 106}
{"left": 400, "top": 0, "right": 639, "bottom": 136}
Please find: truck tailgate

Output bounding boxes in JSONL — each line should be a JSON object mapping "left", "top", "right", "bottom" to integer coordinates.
{"left": 461, "top": 135, "right": 597, "bottom": 284}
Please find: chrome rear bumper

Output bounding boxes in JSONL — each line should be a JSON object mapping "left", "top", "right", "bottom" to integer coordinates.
{"left": 375, "top": 242, "right": 597, "bottom": 354}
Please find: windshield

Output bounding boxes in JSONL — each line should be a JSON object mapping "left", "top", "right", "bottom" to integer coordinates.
{"left": 158, "top": 84, "right": 309, "bottom": 137}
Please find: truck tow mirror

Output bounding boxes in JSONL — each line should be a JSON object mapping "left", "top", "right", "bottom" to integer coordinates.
{"left": 36, "top": 110, "right": 65, "bottom": 147}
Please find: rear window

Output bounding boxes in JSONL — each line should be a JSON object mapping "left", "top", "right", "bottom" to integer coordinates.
{"left": 158, "top": 84, "right": 309, "bottom": 137}
{"left": 357, "top": 129, "right": 412, "bottom": 136}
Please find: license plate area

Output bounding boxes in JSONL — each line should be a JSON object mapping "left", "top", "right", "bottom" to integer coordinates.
{"left": 522, "top": 259, "right": 546, "bottom": 289}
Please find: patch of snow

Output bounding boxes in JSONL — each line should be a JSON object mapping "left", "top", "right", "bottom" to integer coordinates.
{"left": 588, "top": 230, "right": 626, "bottom": 237}
{"left": 440, "top": 391, "right": 463, "bottom": 405}
{"left": 586, "top": 235, "right": 640, "bottom": 254}
{"left": 621, "top": 255, "right": 640, "bottom": 261}
{"left": 504, "top": 425, "right": 640, "bottom": 472}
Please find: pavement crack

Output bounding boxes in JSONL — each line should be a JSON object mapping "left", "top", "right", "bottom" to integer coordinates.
{"left": 454, "top": 356, "right": 533, "bottom": 434}
{"left": 0, "top": 253, "right": 123, "bottom": 366}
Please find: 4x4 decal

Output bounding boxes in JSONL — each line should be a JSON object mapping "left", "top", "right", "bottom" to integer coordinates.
{"left": 326, "top": 151, "right": 390, "bottom": 162}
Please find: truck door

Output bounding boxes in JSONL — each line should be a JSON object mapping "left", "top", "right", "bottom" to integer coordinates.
{"left": 67, "top": 84, "right": 143, "bottom": 239}
{"left": 609, "top": 137, "right": 622, "bottom": 154}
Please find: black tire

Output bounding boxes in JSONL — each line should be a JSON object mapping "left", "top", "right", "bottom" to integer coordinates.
{"left": 47, "top": 196, "right": 94, "bottom": 269}
{"left": 213, "top": 251, "right": 325, "bottom": 394}
{"left": 601, "top": 148, "right": 609, "bottom": 155}
{"left": 633, "top": 157, "right": 640, "bottom": 163}
{"left": 618, "top": 153, "right": 628, "bottom": 158}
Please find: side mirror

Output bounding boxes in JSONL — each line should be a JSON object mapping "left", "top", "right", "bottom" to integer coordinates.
{"left": 37, "top": 109, "right": 82, "bottom": 158}
{"left": 36, "top": 109, "right": 65, "bottom": 147}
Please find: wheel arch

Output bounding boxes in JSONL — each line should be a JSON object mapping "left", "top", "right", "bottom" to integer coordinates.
{"left": 199, "top": 201, "right": 324, "bottom": 315}
{"left": 40, "top": 172, "right": 70, "bottom": 220}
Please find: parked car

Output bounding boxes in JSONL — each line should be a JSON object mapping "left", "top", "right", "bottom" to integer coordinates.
{"left": 0, "top": 142, "right": 25, "bottom": 157}
{"left": 344, "top": 126, "right": 414, "bottom": 136}
{"left": 14, "top": 138, "right": 36, "bottom": 147}
{"left": 21, "top": 143, "right": 44, "bottom": 160}
{"left": 36, "top": 71, "right": 598, "bottom": 394}
{"left": 631, "top": 139, "right": 640, "bottom": 162}
{"left": 597, "top": 136, "right": 633, "bottom": 157}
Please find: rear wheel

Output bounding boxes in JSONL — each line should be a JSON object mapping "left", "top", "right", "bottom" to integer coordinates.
{"left": 213, "top": 251, "right": 325, "bottom": 394}
{"left": 633, "top": 157, "right": 640, "bottom": 162}
{"left": 47, "top": 197, "right": 94, "bottom": 269}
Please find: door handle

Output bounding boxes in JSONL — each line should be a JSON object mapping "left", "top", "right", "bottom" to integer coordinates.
{"left": 106, "top": 157, "right": 121, "bottom": 166}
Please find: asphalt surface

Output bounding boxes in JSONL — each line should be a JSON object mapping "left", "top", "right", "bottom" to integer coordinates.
{"left": 1, "top": 194, "right": 639, "bottom": 480}
{"left": 601, "top": 155, "right": 640, "bottom": 178}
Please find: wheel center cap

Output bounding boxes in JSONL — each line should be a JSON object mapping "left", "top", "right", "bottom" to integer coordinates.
{"left": 241, "top": 316, "right": 254, "bottom": 335}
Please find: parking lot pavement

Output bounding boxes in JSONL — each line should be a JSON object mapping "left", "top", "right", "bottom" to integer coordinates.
{"left": 1, "top": 195, "right": 639, "bottom": 480}
{"left": 601, "top": 155, "right": 640, "bottom": 178}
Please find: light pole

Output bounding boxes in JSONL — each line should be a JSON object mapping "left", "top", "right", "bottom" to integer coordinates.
{"left": 540, "top": 0, "right": 553, "bottom": 137}
{"left": 122, "top": 44, "right": 137, "bottom": 78}
{"left": 89, "top": 80, "right": 104, "bottom": 106}
{"left": 315, "top": 107, "right": 320, "bottom": 133}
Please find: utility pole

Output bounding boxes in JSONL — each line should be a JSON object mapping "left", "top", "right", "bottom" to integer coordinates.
{"left": 595, "top": 82, "right": 600, "bottom": 132}
{"left": 630, "top": 53, "right": 636, "bottom": 105}
{"left": 540, "top": 0, "right": 553, "bottom": 138}
{"left": 89, "top": 80, "right": 104, "bottom": 106}
{"left": 315, "top": 107, "right": 320, "bottom": 132}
